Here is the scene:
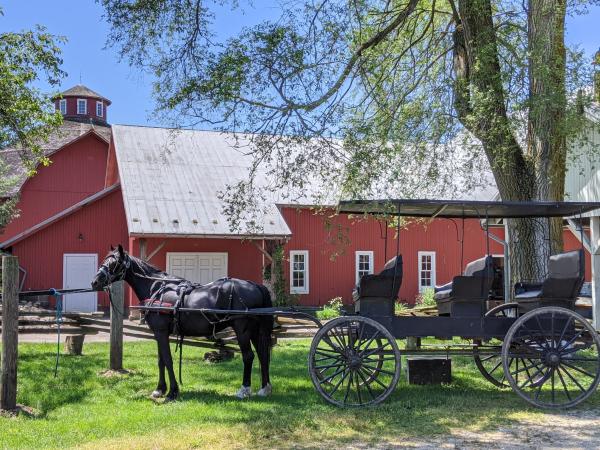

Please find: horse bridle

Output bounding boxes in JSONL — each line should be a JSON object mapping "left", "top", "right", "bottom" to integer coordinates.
{"left": 98, "top": 253, "right": 131, "bottom": 285}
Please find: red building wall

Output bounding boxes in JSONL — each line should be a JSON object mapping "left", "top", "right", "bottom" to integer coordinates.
{"left": 1, "top": 133, "right": 109, "bottom": 243}
{"left": 281, "top": 207, "right": 590, "bottom": 306}
{"left": 10, "top": 189, "right": 128, "bottom": 307}
{"left": 125, "top": 236, "right": 265, "bottom": 305}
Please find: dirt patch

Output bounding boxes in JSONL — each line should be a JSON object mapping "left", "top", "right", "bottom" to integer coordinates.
{"left": 0, "top": 404, "right": 41, "bottom": 418}
{"left": 99, "top": 368, "right": 133, "bottom": 377}
{"left": 322, "top": 408, "right": 600, "bottom": 449}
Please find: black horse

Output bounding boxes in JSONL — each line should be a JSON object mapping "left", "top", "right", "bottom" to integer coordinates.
{"left": 91, "top": 245, "right": 273, "bottom": 401}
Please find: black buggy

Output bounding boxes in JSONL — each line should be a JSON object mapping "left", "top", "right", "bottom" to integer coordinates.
{"left": 306, "top": 199, "right": 600, "bottom": 409}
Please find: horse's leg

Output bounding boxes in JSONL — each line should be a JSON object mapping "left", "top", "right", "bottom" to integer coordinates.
{"left": 253, "top": 318, "right": 273, "bottom": 397}
{"left": 151, "top": 337, "right": 167, "bottom": 398}
{"left": 233, "top": 321, "right": 254, "bottom": 399}
{"left": 156, "top": 329, "right": 179, "bottom": 402}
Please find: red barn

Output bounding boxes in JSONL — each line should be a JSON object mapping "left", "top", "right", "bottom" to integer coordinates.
{"left": 0, "top": 85, "right": 592, "bottom": 312}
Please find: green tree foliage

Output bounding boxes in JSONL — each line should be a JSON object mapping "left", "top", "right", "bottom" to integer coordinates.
{"left": 0, "top": 8, "right": 65, "bottom": 228}
{"left": 101, "top": 0, "right": 600, "bottom": 282}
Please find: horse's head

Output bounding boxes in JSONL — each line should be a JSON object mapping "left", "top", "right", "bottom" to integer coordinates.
{"left": 91, "top": 244, "right": 131, "bottom": 291}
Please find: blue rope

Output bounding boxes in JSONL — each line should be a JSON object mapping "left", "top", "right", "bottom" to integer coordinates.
{"left": 51, "top": 288, "right": 62, "bottom": 378}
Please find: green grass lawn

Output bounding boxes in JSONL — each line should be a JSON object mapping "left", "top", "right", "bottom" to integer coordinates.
{"left": 1, "top": 339, "right": 599, "bottom": 449}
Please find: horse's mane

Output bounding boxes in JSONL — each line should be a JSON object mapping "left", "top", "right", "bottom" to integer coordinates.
{"left": 105, "top": 250, "right": 181, "bottom": 280}
{"left": 130, "top": 254, "right": 165, "bottom": 274}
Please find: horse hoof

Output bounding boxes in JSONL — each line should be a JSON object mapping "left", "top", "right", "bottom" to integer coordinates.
{"left": 164, "top": 393, "right": 178, "bottom": 403}
{"left": 257, "top": 383, "right": 272, "bottom": 397}
{"left": 151, "top": 390, "right": 165, "bottom": 399}
{"left": 235, "top": 385, "right": 252, "bottom": 399}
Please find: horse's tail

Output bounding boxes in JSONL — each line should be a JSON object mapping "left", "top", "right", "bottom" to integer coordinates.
{"left": 257, "top": 284, "right": 274, "bottom": 351}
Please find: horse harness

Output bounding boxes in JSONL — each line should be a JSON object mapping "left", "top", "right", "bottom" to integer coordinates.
{"left": 144, "top": 277, "right": 250, "bottom": 334}
{"left": 143, "top": 277, "right": 249, "bottom": 385}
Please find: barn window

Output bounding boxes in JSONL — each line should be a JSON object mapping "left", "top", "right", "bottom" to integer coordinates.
{"left": 290, "top": 250, "right": 309, "bottom": 294}
{"left": 59, "top": 99, "right": 67, "bottom": 115}
{"left": 77, "top": 99, "right": 87, "bottom": 114}
{"left": 355, "top": 251, "right": 374, "bottom": 284}
{"left": 418, "top": 251, "right": 436, "bottom": 292}
{"left": 96, "top": 101, "right": 103, "bottom": 117}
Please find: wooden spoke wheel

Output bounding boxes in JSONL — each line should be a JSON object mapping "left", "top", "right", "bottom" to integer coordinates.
{"left": 502, "top": 306, "right": 600, "bottom": 409}
{"left": 473, "top": 303, "right": 519, "bottom": 388}
{"left": 308, "top": 316, "right": 401, "bottom": 407}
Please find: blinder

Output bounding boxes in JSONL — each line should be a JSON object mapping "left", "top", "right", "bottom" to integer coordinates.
{"left": 99, "top": 254, "right": 131, "bottom": 285}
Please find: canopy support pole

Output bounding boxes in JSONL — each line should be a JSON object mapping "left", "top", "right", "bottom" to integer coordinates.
{"left": 590, "top": 216, "right": 600, "bottom": 330}
{"left": 488, "top": 228, "right": 511, "bottom": 303}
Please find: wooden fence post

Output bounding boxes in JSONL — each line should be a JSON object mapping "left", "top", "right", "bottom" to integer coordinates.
{"left": 109, "top": 280, "right": 124, "bottom": 370}
{"left": 1, "top": 256, "right": 19, "bottom": 411}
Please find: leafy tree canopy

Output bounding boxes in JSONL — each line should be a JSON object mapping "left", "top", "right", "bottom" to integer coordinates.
{"left": 0, "top": 7, "right": 65, "bottom": 227}
{"left": 101, "top": 0, "right": 600, "bottom": 280}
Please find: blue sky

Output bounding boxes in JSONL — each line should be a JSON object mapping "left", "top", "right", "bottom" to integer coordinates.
{"left": 2, "top": 1, "right": 599, "bottom": 127}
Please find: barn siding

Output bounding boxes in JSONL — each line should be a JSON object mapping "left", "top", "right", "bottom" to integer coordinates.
{"left": 10, "top": 189, "right": 128, "bottom": 308}
{"left": 126, "top": 236, "right": 264, "bottom": 305}
{"left": 1, "top": 133, "right": 109, "bottom": 243}
{"left": 281, "top": 207, "right": 590, "bottom": 305}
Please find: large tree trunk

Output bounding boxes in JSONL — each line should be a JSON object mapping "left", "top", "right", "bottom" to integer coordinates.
{"left": 527, "top": 0, "right": 568, "bottom": 257}
{"left": 508, "top": 0, "right": 568, "bottom": 284}
{"left": 452, "top": 0, "right": 567, "bottom": 289}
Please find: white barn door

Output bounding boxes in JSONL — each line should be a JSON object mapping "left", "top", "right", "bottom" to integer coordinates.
{"left": 167, "top": 252, "right": 228, "bottom": 285}
{"left": 62, "top": 253, "right": 98, "bottom": 312}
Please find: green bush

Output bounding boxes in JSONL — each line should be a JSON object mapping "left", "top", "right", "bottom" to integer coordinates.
{"left": 316, "top": 297, "right": 343, "bottom": 320}
{"left": 416, "top": 288, "right": 436, "bottom": 307}
{"left": 394, "top": 302, "right": 410, "bottom": 314}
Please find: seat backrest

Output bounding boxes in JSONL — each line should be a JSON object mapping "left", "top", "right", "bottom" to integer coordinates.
{"left": 379, "top": 255, "right": 403, "bottom": 296}
{"left": 548, "top": 249, "right": 584, "bottom": 279}
{"left": 380, "top": 255, "right": 402, "bottom": 277}
{"left": 463, "top": 255, "right": 494, "bottom": 278}
{"left": 541, "top": 249, "right": 585, "bottom": 299}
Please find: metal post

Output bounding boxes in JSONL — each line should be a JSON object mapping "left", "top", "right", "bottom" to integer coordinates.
{"left": 488, "top": 229, "right": 511, "bottom": 303}
{"left": 109, "top": 280, "right": 124, "bottom": 370}
{"left": 590, "top": 216, "right": 600, "bottom": 330}
{"left": 1, "top": 256, "right": 19, "bottom": 411}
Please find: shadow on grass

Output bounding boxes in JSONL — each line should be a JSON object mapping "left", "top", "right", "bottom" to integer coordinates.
{"left": 7, "top": 340, "right": 600, "bottom": 448}
{"left": 17, "top": 351, "right": 105, "bottom": 416}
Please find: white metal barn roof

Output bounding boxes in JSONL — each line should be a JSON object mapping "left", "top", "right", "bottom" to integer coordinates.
{"left": 111, "top": 125, "right": 502, "bottom": 239}
{"left": 111, "top": 125, "right": 292, "bottom": 239}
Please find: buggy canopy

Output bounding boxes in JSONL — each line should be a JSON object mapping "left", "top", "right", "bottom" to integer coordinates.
{"left": 338, "top": 199, "right": 600, "bottom": 219}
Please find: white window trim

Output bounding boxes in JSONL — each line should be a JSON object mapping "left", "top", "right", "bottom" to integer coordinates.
{"left": 290, "top": 250, "right": 309, "bottom": 294}
{"left": 59, "top": 99, "right": 67, "bottom": 115}
{"left": 418, "top": 251, "right": 436, "bottom": 293}
{"left": 77, "top": 98, "right": 87, "bottom": 114}
{"left": 355, "top": 250, "right": 374, "bottom": 284}
{"left": 96, "top": 101, "right": 103, "bottom": 117}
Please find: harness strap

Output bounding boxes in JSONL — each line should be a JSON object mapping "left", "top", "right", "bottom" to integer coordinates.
{"left": 51, "top": 288, "right": 62, "bottom": 378}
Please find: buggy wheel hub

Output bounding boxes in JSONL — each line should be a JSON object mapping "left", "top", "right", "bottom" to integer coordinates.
{"left": 545, "top": 352, "right": 561, "bottom": 367}
{"left": 346, "top": 352, "right": 363, "bottom": 370}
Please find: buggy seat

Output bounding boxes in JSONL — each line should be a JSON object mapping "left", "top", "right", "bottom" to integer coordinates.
{"left": 515, "top": 249, "right": 584, "bottom": 313}
{"left": 434, "top": 255, "right": 494, "bottom": 317}
{"left": 353, "top": 255, "right": 403, "bottom": 318}
{"left": 353, "top": 255, "right": 403, "bottom": 301}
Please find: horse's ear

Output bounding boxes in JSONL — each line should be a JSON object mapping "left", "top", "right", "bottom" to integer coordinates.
{"left": 117, "top": 244, "right": 124, "bottom": 258}
{"left": 110, "top": 245, "right": 115, "bottom": 251}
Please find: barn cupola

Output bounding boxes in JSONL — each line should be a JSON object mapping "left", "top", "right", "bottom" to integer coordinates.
{"left": 52, "top": 85, "right": 111, "bottom": 125}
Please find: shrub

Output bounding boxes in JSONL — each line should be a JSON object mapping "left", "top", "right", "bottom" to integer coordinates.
{"left": 317, "top": 297, "right": 343, "bottom": 320}
{"left": 395, "top": 301, "right": 410, "bottom": 314}
{"left": 416, "top": 288, "right": 436, "bottom": 307}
